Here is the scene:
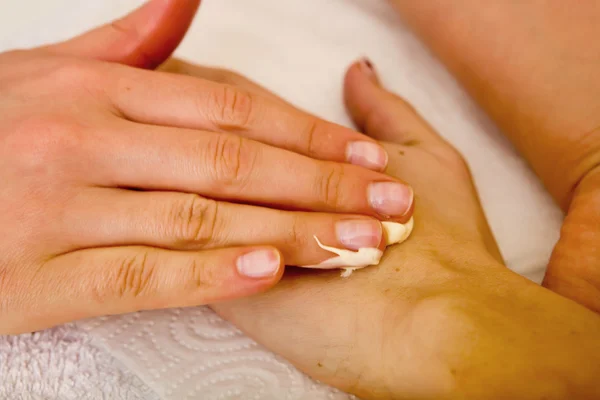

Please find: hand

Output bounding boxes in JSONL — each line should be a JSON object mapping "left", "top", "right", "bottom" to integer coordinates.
{"left": 0, "top": 2, "right": 415, "bottom": 334}
{"left": 176, "top": 60, "right": 600, "bottom": 399}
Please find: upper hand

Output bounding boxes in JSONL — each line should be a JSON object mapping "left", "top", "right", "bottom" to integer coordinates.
{"left": 0, "top": 2, "right": 414, "bottom": 334}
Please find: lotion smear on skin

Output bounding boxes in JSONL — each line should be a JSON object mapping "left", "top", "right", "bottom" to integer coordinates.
{"left": 305, "top": 218, "right": 414, "bottom": 277}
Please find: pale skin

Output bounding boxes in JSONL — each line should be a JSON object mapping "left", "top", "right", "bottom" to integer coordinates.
{"left": 0, "top": 1, "right": 414, "bottom": 334}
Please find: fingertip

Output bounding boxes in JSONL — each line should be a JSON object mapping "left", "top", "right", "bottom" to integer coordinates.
{"left": 344, "top": 58, "right": 380, "bottom": 95}
{"left": 335, "top": 218, "right": 383, "bottom": 251}
{"left": 344, "top": 58, "right": 384, "bottom": 131}
{"left": 236, "top": 246, "right": 284, "bottom": 281}
{"left": 345, "top": 140, "right": 389, "bottom": 172}
{"left": 48, "top": 0, "right": 202, "bottom": 68}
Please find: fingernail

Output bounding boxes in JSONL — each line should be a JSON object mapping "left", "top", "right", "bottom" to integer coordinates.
{"left": 336, "top": 220, "right": 382, "bottom": 250}
{"left": 358, "top": 57, "right": 379, "bottom": 83}
{"left": 346, "top": 141, "right": 388, "bottom": 171}
{"left": 236, "top": 249, "right": 280, "bottom": 278}
{"left": 368, "top": 182, "right": 414, "bottom": 217}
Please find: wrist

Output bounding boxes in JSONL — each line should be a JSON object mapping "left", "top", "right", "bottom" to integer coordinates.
{"left": 379, "top": 266, "right": 600, "bottom": 400}
{"left": 443, "top": 271, "right": 600, "bottom": 400}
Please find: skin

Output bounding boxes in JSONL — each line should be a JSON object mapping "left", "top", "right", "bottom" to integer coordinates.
{"left": 0, "top": 1, "right": 416, "bottom": 334}
{"left": 389, "top": 0, "right": 600, "bottom": 312}
{"left": 164, "top": 60, "right": 600, "bottom": 399}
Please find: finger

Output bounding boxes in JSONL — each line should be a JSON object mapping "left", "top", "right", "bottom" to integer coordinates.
{"left": 106, "top": 66, "right": 389, "bottom": 171}
{"left": 39, "top": 245, "right": 283, "bottom": 323}
{"left": 62, "top": 188, "right": 384, "bottom": 266}
{"left": 92, "top": 121, "right": 414, "bottom": 221}
{"left": 344, "top": 58, "right": 447, "bottom": 147}
{"left": 46, "top": 0, "right": 200, "bottom": 69}
{"left": 544, "top": 169, "right": 600, "bottom": 312}
{"left": 159, "top": 59, "right": 289, "bottom": 105}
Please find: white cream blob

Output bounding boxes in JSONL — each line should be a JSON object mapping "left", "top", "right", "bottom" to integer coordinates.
{"left": 305, "top": 218, "right": 414, "bottom": 277}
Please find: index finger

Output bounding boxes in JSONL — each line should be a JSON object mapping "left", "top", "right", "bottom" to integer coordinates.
{"left": 104, "top": 65, "right": 388, "bottom": 172}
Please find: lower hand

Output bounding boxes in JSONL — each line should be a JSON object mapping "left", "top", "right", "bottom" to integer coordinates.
{"left": 176, "top": 59, "right": 600, "bottom": 399}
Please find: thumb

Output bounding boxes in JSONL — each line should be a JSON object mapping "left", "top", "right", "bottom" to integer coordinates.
{"left": 543, "top": 167, "right": 600, "bottom": 313}
{"left": 46, "top": 0, "right": 201, "bottom": 69}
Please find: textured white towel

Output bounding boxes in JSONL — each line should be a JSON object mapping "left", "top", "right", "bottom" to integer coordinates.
{"left": 0, "top": 0, "right": 563, "bottom": 399}
{"left": 0, "top": 325, "right": 159, "bottom": 400}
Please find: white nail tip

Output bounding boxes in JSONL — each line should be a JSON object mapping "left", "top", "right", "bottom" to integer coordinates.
{"left": 305, "top": 218, "right": 414, "bottom": 277}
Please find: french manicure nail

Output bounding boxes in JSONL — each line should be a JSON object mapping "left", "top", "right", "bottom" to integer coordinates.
{"left": 336, "top": 219, "right": 382, "bottom": 250}
{"left": 346, "top": 141, "right": 388, "bottom": 171}
{"left": 368, "top": 182, "right": 414, "bottom": 217}
{"left": 236, "top": 249, "right": 280, "bottom": 278}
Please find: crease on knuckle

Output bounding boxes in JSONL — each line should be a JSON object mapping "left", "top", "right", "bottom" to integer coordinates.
{"left": 318, "top": 164, "right": 345, "bottom": 209}
{"left": 189, "top": 258, "right": 218, "bottom": 293}
{"left": 112, "top": 251, "right": 156, "bottom": 300}
{"left": 207, "top": 134, "right": 254, "bottom": 187}
{"left": 303, "top": 117, "right": 319, "bottom": 156}
{"left": 170, "top": 195, "right": 219, "bottom": 247}
{"left": 286, "top": 214, "right": 306, "bottom": 250}
{"left": 211, "top": 85, "right": 255, "bottom": 130}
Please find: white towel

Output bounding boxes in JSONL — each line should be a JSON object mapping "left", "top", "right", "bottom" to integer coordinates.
{"left": 0, "top": 0, "right": 563, "bottom": 399}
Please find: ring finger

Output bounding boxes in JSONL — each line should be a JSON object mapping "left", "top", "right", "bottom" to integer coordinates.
{"left": 61, "top": 188, "right": 384, "bottom": 267}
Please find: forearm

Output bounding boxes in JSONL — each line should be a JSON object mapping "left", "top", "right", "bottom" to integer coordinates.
{"left": 389, "top": 0, "right": 600, "bottom": 208}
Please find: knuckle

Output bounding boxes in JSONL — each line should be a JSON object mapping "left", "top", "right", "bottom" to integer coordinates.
{"left": 317, "top": 163, "right": 345, "bottom": 209}
{"left": 303, "top": 117, "right": 320, "bottom": 156}
{"left": 49, "top": 60, "right": 98, "bottom": 87}
{"left": 169, "top": 195, "right": 219, "bottom": 247}
{"left": 188, "top": 258, "right": 218, "bottom": 293}
{"left": 9, "top": 114, "right": 85, "bottom": 172}
{"left": 285, "top": 214, "right": 307, "bottom": 249}
{"left": 205, "top": 134, "right": 255, "bottom": 186}
{"left": 210, "top": 85, "right": 255, "bottom": 130}
{"left": 111, "top": 251, "right": 157, "bottom": 300}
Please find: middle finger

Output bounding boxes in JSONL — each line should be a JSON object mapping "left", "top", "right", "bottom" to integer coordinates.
{"left": 93, "top": 120, "right": 414, "bottom": 220}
